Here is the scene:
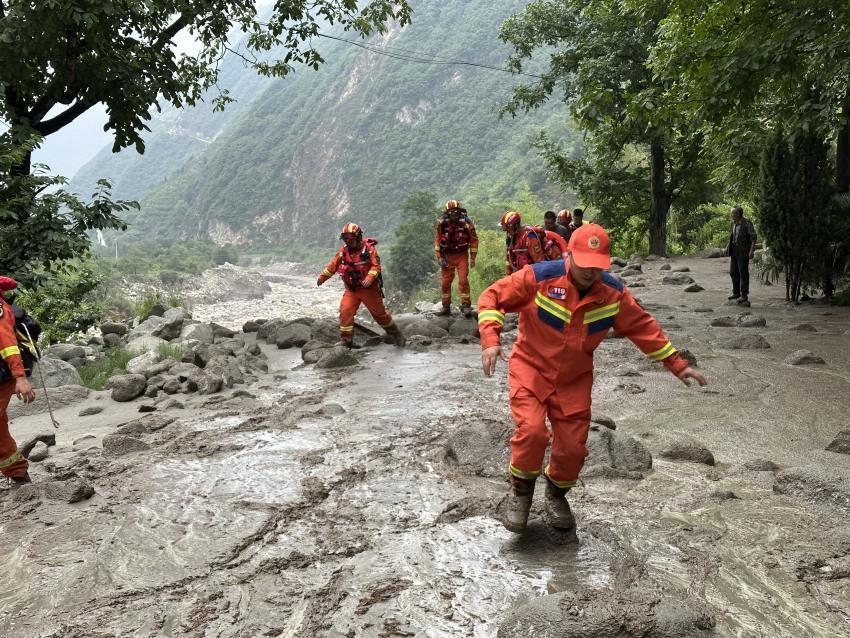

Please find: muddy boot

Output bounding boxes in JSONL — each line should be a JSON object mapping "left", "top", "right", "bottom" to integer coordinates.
{"left": 436, "top": 304, "right": 452, "bottom": 316}
{"left": 460, "top": 303, "right": 472, "bottom": 318}
{"left": 334, "top": 340, "right": 355, "bottom": 349}
{"left": 10, "top": 472, "right": 32, "bottom": 485}
{"left": 384, "top": 324, "right": 406, "bottom": 347}
{"left": 503, "top": 476, "right": 535, "bottom": 533}
{"left": 544, "top": 480, "right": 575, "bottom": 530}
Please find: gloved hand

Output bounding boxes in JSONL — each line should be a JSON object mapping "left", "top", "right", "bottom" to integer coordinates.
{"left": 439, "top": 257, "right": 448, "bottom": 268}
{"left": 361, "top": 277, "right": 373, "bottom": 288}
{"left": 316, "top": 277, "right": 324, "bottom": 286}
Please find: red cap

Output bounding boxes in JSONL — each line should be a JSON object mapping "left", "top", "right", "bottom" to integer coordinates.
{"left": 0, "top": 276, "right": 18, "bottom": 292}
{"left": 568, "top": 224, "right": 611, "bottom": 269}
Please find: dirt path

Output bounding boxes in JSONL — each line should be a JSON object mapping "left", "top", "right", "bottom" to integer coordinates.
{"left": 1, "top": 255, "right": 849, "bottom": 637}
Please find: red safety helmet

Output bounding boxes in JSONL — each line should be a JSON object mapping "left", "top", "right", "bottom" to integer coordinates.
{"left": 0, "top": 276, "right": 18, "bottom": 292}
{"left": 340, "top": 222, "right": 362, "bottom": 240}
{"left": 500, "top": 211, "right": 522, "bottom": 230}
{"left": 446, "top": 199, "right": 462, "bottom": 212}
{"left": 556, "top": 209, "right": 571, "bottom": 224}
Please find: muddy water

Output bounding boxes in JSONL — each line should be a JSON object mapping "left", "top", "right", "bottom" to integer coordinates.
{"left": 2, "top": 257, "right": 849, "bottom": 636}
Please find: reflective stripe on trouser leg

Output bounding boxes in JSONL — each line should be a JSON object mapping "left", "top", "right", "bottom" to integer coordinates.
{"left": 508, "top": 385, "right": 550, "bottom": 481}
{"left": 544, "top": 372, "right": 593, "bottom": 487}
{"left": 0, "top": 380, "right": 28, "bottom": 478}
{"left": 339, "top": 290, "right": 362, "bottom": 340}
{"left": 450, "top": 252, "right": 471, "bottom": 305}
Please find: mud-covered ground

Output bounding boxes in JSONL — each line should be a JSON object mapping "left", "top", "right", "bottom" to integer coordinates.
{"left": 1, "top": 257, "right": 849, "bottom": 637}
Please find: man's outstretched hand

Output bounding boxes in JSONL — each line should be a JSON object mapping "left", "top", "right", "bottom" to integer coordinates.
{"left": 677, "top": 367, "right": 708, "bottom": 387}
{"left": 482, "top": 345, "right": 508, "bottom": 377}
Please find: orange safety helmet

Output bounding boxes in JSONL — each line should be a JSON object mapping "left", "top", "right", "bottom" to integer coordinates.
{"left": 445, "top": 199, "right": 462, "bottom": 212}
{"left": 556, "top": 208, "right": 571, "bottom": 224}
{"left": 500, "top": 210, "right": 522, "bottom": 230}
{"left": 340, "top": 222, "right": 362, "bottom": 239}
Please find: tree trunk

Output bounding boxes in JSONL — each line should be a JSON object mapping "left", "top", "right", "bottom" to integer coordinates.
{"left": 837, "top": 86, "right": 850, "bottom": 194}
{"left": 649, "top": 139, "right": 670, "bottom": 256}
{"left": 11, "top": 150, "right": 32, "bottom": 177}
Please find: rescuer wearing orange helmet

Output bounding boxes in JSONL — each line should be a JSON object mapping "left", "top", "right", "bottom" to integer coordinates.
{"left": 477, "top": 224, "right": 707, "bottom": 533}
{"left": 500, "top": 211, "right": 568, "bottom": 275}
{"left": 0, "top": 276, "right": 35, "bottom": 485}
{"left": 317, "top": 223, "right": 405, "bottom": 348}
{"left": 435, "top": 200, "right": 478, "bottom": 317}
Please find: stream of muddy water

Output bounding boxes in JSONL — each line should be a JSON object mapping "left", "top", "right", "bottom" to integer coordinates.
{"left": 1, "top": 259, "right": 848, "bottom": 637}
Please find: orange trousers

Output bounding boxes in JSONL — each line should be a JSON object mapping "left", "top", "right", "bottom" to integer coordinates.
{"left": 440, "top": 252, "right": 471, "bottom": 306}
{"left": 339, "top": 286, "right": 394, "bottom": 341}
{"left": 0, "top": 380, "right": 28, "bottom": 479}
{"left": 507, "top": 372, "right": 593, "bottom": 489}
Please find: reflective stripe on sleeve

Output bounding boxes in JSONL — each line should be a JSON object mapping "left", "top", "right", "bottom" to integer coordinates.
{"left": 0, "top": 344, "right": 20, "bottom": 358}
{"left": 477, "top": 310, "right": 505, "bottom": 326}
{"left": 583, "top": 302, "right": 620, "bottom": 324}
{"left": 340, "top": 325, "right": 354, "bottom": 334}
{"left": 0, "top": 450, "right": 22, "bottom": 470}
{"left": 647, "top": 341, "right": 676, "bottom": 361}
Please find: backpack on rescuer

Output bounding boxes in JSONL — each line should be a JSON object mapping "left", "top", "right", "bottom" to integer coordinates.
{"left": 338, "top": 238, "right": 385, "bottom": 295}
{"left": 0, "top": 305, "right": 42, "bottom": 383}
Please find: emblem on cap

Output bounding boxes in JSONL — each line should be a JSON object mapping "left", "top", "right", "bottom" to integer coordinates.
{"left": 588, "top": 236, "right": 600, "bottom": 249}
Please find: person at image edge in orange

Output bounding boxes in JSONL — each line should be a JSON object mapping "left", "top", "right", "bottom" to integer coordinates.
{"left": 477, "top": 224, "right": 707, "bottom": 533}
{"left": 434, "top": 199, "right": 478, "bottom": 317}
{"left": 317, "top": 223, "right": 405, "bottom": 348}
{"left": 0, "top": 276, "right": 36, "bottom": 484}
{"left": 500, "top": 210, "right": 568, "bottom": 275}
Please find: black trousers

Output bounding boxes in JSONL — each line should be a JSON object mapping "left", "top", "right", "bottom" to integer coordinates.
{"left": 729, "top": 248, "right": 750, "bottom": 297}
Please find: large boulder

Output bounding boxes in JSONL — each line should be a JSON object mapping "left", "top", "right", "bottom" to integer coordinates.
{"left": 8, "top": 385, "right": 89, "bottom": 419}
{"left": 826, "top": 429, "right": 850, "bottom": 455}
{"left": 106, "top": 373, "right": 147, "bottom": 402}
{"left": 33, "top": 357, "right": 82, "bottom": 387}
{"left": 661, "top": 273, "right": 695, "bottom": 285}
{"left": 126, "top": 350, "right": 163, "bottom": 375}
{"left": 152, "top": 307, "right": 191, "bottom": 341}
{"left": 315, "top": 347, "right": 359, "bottom": 369}
{"left": 784, "top": 350, "right": 825, "bottom": 365}
{"left": 181, "top": 323, "right": 215, "bottom": 344}
{"left": 659, "top": 441, "right": 715, "bottom": 465}
{"left": 186, "top": 370, "right": 224, "bottom": 394}
{"left": 128, "top": 315, "right": 166, "bottom": 340}
{"left": 722, "top": 334, "right": 771, "bottom": 349}
{"left": 205, "top": 356, "right": 244, "bottom": 387}
{"left": 102, "top": 434, "right": 151, "bottom": 458}
{"left": 585, "top": 428, "right": 653, "bottom": 477}
{"left": 100, "top": 321, "right": 129, "bottom": 336}
{"left": 275, "top": 322, "right": 313, "bottom": 349}
{"left": 126, "top": 335, "right": 168, "bottom": 354}
{"left": 45, "top": 343, "right": 86, "bottom": 361}
{"left": 400, "top": 318, "right": 449, "bottom": 339}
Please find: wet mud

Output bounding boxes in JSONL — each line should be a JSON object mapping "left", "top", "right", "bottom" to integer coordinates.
{"left": 2, "top": 257, "right": 849, "bottom": 637}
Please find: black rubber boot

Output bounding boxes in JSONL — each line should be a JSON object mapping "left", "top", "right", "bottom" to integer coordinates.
{"left": 503, "top": 476, "right": 536, "bottom": 533}
{"left": 436, "top": 304, "right": 452, "bottom": 316}
{"left": 544, "top": 479, "right": 575, "bottom": 530}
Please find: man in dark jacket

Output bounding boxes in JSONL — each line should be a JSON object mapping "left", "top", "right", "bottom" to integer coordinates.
{"left": 724, "top": 206, "right": 757, "bottom": 304}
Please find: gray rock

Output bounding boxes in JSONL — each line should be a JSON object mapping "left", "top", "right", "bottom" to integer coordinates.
{"left": 614, "top": 366, "right": 642, "bottom": 377}
{"left": 789, "top": 323, "right": 817, "bottom": 332}
{"left": 27, "top": 441, "right": 49, "bottom": 462}
{"left": 710, "top": 316, "right": 737, "bottom": 327}
{"left": 660, "top": 441, "right": 715, "bottom": 465}
{"left": 102, "top": 434, "right": 151, "bottom": 458}
{"left": 152, "top": 309, "right": 189, "bottom": 341}
{"left": 8, "top": 384, "right": 89, "bottom": 418}
{"left": 186, "top": 370, "right": 224, "bottom": 394}
{"left": 143, "top": 357, "right": 177, "bottom": 378}
{"left": 161, "top": 377, "right": 182, "bottom": 394}
{"left": 210, "top": 323, "right": 236, "bottom": 339}
{"left": 784, "top": 349, "right": 825, "bottom": 365}
{"left": 45, "top": 343, "right": 86, "bottom": 361}
{"left": 683, "top": 284, "right": 704, "bottom": 293}
{"left": 205, "top": 356, "right": 244, "bottom": 387}
{"left": 303, "top": 346, "right": 334, "bottom": 364}
{"left": 100, "top": 321, "right": 129, "bottom": 336}
{"left": 66, "top": 357, "right": 86, "bottom": 369}
{"left": 117, "top": 414, "right": 175, "bottom": 434}
{"left": 620, "top": 266, "right": 642, "bottom": 277}
{"left": 447, "top": 318, "right": 477, "bottom": 337}
{"left": 19, "top": 432, "right": 55, "bottom": 458}
{"left": 275, "top": 322, "right": 312, "bottom": 349}
{"left": 315, "top": 347, "right": 359, "bottom": 369}
{"left": 242, "top": 320, "right": 262, "bottom": 333}
{"left": 126, "top": 334, "right": 168, "bottom": 354}
{"left": 722, "top": 334, "right": 771, "bottom": 349}
{"left": 159, "top": 398, "right": 185, "bottom": 409}
{"left": 744, "top": 458, "right": 779, "bottom": 472}
{"left": 670, "top": 265, "right": 691, "bottom": 272}
{"left": 586, "top": 428, "right": 653, "bottom": 475}
{"left": 662, "top": 273, "right": 695, "bottom": 285}
{"left": 590, "top": 413, "right": 616, "bottom": 430}
{"left": 611, "top": 256, "right": 627, "bottom": 267}
{"left": 180, "top": 323, "right": 214, "bottom": 344}
{"left": 737, "top": 314, "right": 766, "bottom": 327}
{"left": 256, "top": 317, "right": 289, "bottom": 342}
{"left": 826, "top": 429, "right": 850, "bottom": 455}
{"left": 400, "top": 319, "right": 449, "bottom": 339}
{"left": 126, "top": 350, "right": 163, "bottom": 375}
{"left": 659, "top": 263, "right": 672, "bottom": 271}
{"left": 102, "top": 333, "right": 123, "bottom": 348}
{"left": 774, "top": 465, "right": 850, "bottom": 506}
{"left": 169, "top": 362, "right": 203, "bottom": 380}
{"left": 129, "top": 315, "right": 166, "bottom": 340}
{"left": 71, "top": 434, "right": 98, "bottom": 451}
{"left": 78, "top": 405, "right": 103, "bottom": 416}
{"left": 701, "top": 247, "right": 725, "bottom": 258}
{"left": 33, "top": 357, "right": 83, "bottom": 387}
{"left": 140, "top": 303, "right": 167, "bottom": 320}
{"left": 44, "top": 478, "right": 95, "bottom": 503}
{"left": 106, "top": 373, "right": 147, "bottom": 402}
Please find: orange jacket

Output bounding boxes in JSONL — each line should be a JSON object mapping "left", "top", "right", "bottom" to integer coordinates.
{"left": 0, "top": 297, "right": 25, "bottom": 379}
{"left": 318, "top": 241, "right": 382, "bottom": 289}
{"left": 478, "top": 258, "right": 687, "bottom": 400}
{"left": 505, "top": 226, "right": 567, "bottom": 275}
{"left": 434, "top": 215, "right": 479, "bottom": 258}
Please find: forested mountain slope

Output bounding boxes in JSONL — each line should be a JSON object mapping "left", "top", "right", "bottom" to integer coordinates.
{"left": 76, "top": 0, "right": 577, "bottom": 246}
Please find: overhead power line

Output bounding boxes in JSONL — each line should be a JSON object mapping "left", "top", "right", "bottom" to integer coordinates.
{"left": 317, "top": 33, "right": 544, "bottom": 79}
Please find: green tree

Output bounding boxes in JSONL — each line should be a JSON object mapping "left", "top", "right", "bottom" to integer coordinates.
{"left": 387, "top": 191, "right": 440, "bottom": 296}
{"left": 500, "top": 0, "right": 713, "bottom": 255}
{"left": 0, "top": 0, "right": 411, "bottom": 281}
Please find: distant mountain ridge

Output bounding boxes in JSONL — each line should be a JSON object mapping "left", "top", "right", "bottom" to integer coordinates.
{"left": 74, "top": 0, "right": 577, "bottom": 247}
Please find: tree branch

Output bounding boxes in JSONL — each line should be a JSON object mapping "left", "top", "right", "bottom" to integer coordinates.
{"left": 155, "top": 14, "right": 191, "bottom": 50}
{"left": 34, "top": 100, "right": 94, "bottom": 136}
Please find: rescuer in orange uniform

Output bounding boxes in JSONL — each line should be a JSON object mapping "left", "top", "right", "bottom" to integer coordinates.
{"left": 500, "top": 211, "right": 568, "bottom": 275}
{"left": 317, "top": 223, "right": 405, "bottom": 348}
{"left": 0, "top": 276, "right": 35, "bottom": 484}
{"left": 435, "top": 200, "right": 478, "bottom": 317}
{"left": 478, "top": 224, "right": 707, "bottom": 533}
